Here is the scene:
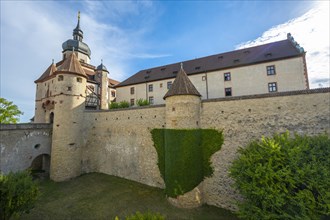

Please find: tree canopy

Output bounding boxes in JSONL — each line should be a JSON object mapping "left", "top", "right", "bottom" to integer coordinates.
{"left": 0, "top": 98, "right": 23, "bottom": 124}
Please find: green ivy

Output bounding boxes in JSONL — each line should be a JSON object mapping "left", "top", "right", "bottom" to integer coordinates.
{"left": 151, "top": 129, "right": 223, "bottom": 197}
{"left": 230, "top": 132, "right": 330, "bottom": 220}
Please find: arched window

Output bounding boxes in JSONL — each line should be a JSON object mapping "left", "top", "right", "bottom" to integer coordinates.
{"left": 50, "top": 112, "right": 54, "bottom": 124}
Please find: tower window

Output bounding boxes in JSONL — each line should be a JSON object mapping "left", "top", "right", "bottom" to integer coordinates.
{"left": 130, "top": 98, "right": 135, "bottom": 106}
{"left": 58, "top": 75, "right": 64, "bottom": 81}
{"left": 148, "top": 84, "right": 153, "bottom": 92}
{"left": 130, "top": 87, "right": 135, "bottom": 95}
{"left": 225, "top": 87, "right": 232, "bottom": 96}
{"left": 268, "top": 82, "right": 277, "bottom": 92}
{"left": 267, "top": 65, "right": 276, "bottom": 75}
{"left": 111, "top": 91, "right": 116, "bottom": 97}
{"left": 67, "top": 86, "right": 72, "bottom": 91}
{"left": 224, "top": 72, "right": 231, "bottom": 81}
{"left": 160, "top": 83, "right": 163, "bottom": 88}
{"left": 77, "top": 77, "right": 82, "bottom": 83}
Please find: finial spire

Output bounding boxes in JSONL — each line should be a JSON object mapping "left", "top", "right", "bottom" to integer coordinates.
{"left": 52, "top": 59, "right": 54, "bottom": 64}
{"left": 101, "top": 59, "right": 103, "bottom": 64}
{"left": 72, "top": 47, "right": 75, "bottom": 53}
{"left": 78, "top": 11, "right": 80, "bottom": 21}
{"left": 180, "top": 62, "right": 183, "bottom": 69}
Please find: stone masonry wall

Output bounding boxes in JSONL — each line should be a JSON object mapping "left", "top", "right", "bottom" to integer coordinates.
{"left": 200, "top": 89, "right": 330, "bottom": 210}
{"left": 82, "top": 105, "right": 166, "bottom": 188}
{"left": 0, "top": 123, "right": 52, "bottom": 174}
{"left": 82, "top": 88, "right": 329, "bottom": 211}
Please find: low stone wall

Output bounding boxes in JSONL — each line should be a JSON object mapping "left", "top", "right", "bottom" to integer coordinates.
{"left": 0, "top": 123, "right": 52, "bottom": 174}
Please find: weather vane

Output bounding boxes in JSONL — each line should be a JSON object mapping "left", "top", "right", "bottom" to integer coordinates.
{"left": 78, "top": 11, "right": 80, "bottom": 20}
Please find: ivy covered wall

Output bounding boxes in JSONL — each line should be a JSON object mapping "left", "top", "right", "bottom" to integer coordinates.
{"left": 151, "top": 129, "right": 223, "bottom": 197}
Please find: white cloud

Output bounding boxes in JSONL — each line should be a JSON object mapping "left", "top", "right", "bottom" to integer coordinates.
{"left": 236, "top": 2, "right": 330, "bottom": 88}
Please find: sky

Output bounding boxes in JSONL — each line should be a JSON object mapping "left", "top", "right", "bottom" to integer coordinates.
{"left": 0, "top": 1, "right": 329, "bottom": 123}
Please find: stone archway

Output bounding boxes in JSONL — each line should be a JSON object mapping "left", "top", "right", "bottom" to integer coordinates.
{"left": 30, "top": 154, "right": 51, "bottom": 178}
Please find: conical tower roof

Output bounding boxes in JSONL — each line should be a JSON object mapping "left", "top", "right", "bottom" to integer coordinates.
{"left": 56, "top": 52, "right": 86, "bottom": 77}
{"left": 35, "top": 62, "right": 57, "bottom": 83}
{"left": 163, "top": 64, "right": 201, "bottom": 99}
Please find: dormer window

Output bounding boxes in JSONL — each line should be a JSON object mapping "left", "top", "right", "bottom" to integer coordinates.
{"left": 195, "top": 66, "right": 201, "bottom": 70}
{"left": 234, "top": 59, "right": 240, "bottom": 63}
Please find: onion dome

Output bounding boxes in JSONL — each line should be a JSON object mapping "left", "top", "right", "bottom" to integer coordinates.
{"left": 62, "top": 12, "right": 91, "bottom": 58}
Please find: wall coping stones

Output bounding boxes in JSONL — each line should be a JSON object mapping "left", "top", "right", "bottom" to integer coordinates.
{"left": 85, "top": 104, "right": 166, "bottom": 113}
{"left": 0, "top": 123, "right": 52, "bottom": 131}
{"left": 202, "top": 87, "right": 330, "bottom": 103}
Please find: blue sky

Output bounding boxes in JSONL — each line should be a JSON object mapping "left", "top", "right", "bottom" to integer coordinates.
{"left": 1, "top": 1, "right": 329, "bottom": 122}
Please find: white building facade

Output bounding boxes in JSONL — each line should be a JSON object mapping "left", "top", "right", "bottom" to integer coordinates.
{"left": 115, "top": 34, "right": 308, "bottom": 105}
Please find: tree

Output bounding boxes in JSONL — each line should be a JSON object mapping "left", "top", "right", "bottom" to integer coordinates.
{"left": 0, "top": 171, "right": 40, "bottom": 220}
{"left": 0, "top": 97, "right": 23, "bottom": 124}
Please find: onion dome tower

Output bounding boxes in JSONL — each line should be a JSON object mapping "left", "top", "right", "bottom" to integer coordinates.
{"left": 62, "top": 11, "right": 91, "bottom": 64}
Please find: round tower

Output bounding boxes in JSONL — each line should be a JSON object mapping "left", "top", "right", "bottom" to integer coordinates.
{"left": 50, "top": 52, "right": 87, "bottom": 181}
{"left": 164, "top": 64, "right": 203, "bottom": 208}
{"left": 96, "top": 62, "right": 109, "bottom": 110}
{"left": 164, "top": 63, "right": 201, "bottom": 129}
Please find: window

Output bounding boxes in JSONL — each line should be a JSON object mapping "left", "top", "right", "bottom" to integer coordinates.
{"left": 130, "top": 87, "right": 135, "bottom": 95}
{"left": 267, "top": 65, "right": 276, "bottom": 75}
{"left": 268, "top": 82, "right": 277, "bottom": 92}
{"left": 77, "top": 77, "right": 82, "bottom": 83}
{"left": 202, "top": 76, "right": 206, "bottom": 81}
{"left": 224, "top": 72, "right": 231, "bottom": 81}
{"left": 225, "top": 87, "right": 232, "bottom": 96}
{"left": 58, "top": 75, "right": 64, "bottom": 81}
{"left": 160, "top": 83, "right": 163, "bottom": 88}
{"left": 167, "top": 81, "right": 172, "bottom": 89}
{"left": 149, "top": 96, "right": 154, "bottom": 105}
{"left": 148, "top": 84, "right": 153, "bottom": 92}
{"left": 67, "top": 86, "right": 72, "bottom": 91}
{"left": 111, "top": 91, "right": 116, "bottom": 97}
{"left": 130, "top": 98, "right": 135, "bottom": 106}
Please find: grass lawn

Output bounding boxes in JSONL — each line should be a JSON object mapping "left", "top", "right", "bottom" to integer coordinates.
{"left": 20, "top": 173, "right": 239, "bottom": 220}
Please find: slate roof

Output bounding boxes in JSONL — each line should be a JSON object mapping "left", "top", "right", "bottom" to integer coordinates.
{"left": 115, "top": 38, "right": 304, "bottom": 88}
{"left": 164, "top": 65, "right": 201, "bottom": 99}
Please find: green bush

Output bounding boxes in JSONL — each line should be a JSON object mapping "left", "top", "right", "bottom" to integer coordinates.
{"left": 119, "top": 101, "right": 130, "bottom": 108}
{"left": 109, "top": 101, "right": 130, "bottom": 109}
{"left": 122, "top": 211, "right": 165, "bottom": 220}
{"left": 137, "top": 99, "right": 150, "bottom": 106}
{"left": 230, "top": 132, "right": 330, "bottom": 220}
{"left": 0, "top": 170, "right": 40, "bottom": 220}
{"left": 109, "top": 102, "right": 120, "bottom": 109}
{"left": 151, "top": 129, "right": 223, "bottom": 197}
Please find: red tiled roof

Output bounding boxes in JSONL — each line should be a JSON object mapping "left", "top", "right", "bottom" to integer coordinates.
{"left": 35, "top": 63, "right": 57, "bottom": 83}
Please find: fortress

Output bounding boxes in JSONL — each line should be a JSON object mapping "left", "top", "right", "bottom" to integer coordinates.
{"left": 0, "top": 14, "right": 329, "bottom": 210}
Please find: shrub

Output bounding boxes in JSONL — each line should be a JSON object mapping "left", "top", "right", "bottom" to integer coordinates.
{"left": 119, "top": 101, "right": 130, "bottom": 108}
{"left": 230, "top": 132, "right": 330, "bottom": 220}
{"left": 0, "top": 170, "right": 40, "bottom": 220}
{"left": 109, "top": 101, "right": 130, "bottom": 109}
{"left": 124, "top": 211, "right": 165, "bottom": 220}
{"left": 136, "top": 99, "right": 150, "bottom": 106}
{"left": 109, "top": 102, "right": 120, "bottom": 109}
{"left": 151, "top": 129, "right": 223, "bottom": 197}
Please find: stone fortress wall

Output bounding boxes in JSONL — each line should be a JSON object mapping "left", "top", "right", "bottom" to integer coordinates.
{"left": 0, "top": 124, "right": 52, "bottom": 174}
{"left": 80, "top": 88, "right": 330, "bottom": 210}
{"left": 1, "top": 88, "right": 329, "bottom": 210}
